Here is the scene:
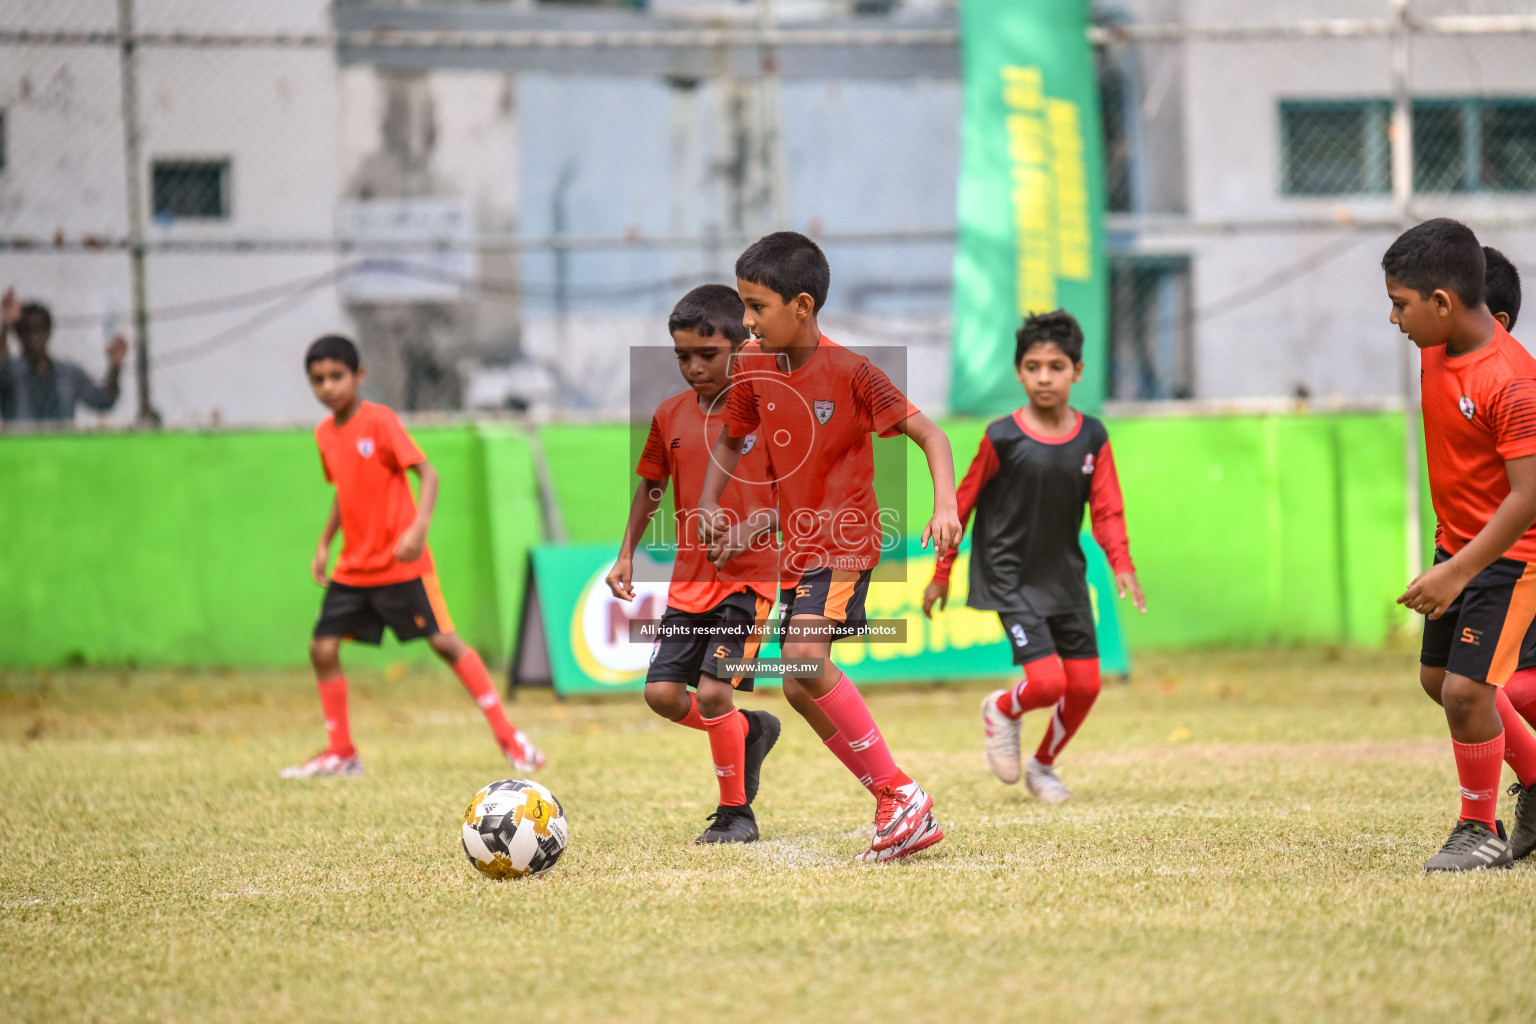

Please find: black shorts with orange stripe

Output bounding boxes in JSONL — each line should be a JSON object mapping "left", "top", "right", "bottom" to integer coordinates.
{"left": 1421, "top": 547, "right": 1536, "bottom": 684}
{"left": 645, "top": 590, "right": 773, "bottom": 691}
{"left": 778, "top": 567, "right": 873, "bottom": 641}
{"left": 314, "top": 574, "right": 455, "bottom": 644}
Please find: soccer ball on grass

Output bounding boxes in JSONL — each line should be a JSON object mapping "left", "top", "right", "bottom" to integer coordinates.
{"left": 461, "top": 778, "right": 568, "bottom": 879}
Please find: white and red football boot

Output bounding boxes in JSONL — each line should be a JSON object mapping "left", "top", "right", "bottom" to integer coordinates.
{"left": 279, "top": 749, "right": 363, "bottom": 779}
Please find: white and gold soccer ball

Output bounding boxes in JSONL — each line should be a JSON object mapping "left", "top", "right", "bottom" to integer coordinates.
{"left": 461, "top": 779, "right": 568, "bottom": 879}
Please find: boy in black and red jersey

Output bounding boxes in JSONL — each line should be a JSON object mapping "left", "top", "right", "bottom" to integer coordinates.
{"left": 1386, "top": 219, "right": 1536, "bottom": 870}
{"left": 923, "top": 310, "right": 1145, "bottom": 803}
{"left": 698, "top": 232, "right": 963, "bottom": 863}
{"left": 605, "top": 285, "right": 782, "bottom": 845}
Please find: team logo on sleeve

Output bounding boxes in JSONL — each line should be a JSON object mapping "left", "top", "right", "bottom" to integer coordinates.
{"left": 1459, "top": 396, "right": 1476, "bottom": 421}
{"left": 356, "top": 437, "right": 376, "bottom": 457}
{"left": 741, "top": 434, "right": 757, "bottom": 454}
{"left": 814, "top": 400, "right": 835, "bottom": 425}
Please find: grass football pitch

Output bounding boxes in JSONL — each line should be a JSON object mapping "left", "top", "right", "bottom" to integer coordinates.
{"left": 3, "top": 648, "right": 1535, "bottom": 1023}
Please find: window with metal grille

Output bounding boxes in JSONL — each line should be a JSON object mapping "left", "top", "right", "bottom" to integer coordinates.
{"left": 151, "top": 159, "right": 230, "bottom": 220}
{"left": 1414, "top": 98, "right": 1536, "bottom": 193}
{"left": 1108, "top": 254, "right": 1194, "bottom": 401}
{"left": 1280, "top": 101, "right": 1392, "bottom": 196}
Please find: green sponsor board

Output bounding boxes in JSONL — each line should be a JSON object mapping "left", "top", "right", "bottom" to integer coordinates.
{"left": 516, "top": 540, "right": 1128, "bottom": 697}
{"left": 951, "top": 0, "right": 1108, "bottom": 416}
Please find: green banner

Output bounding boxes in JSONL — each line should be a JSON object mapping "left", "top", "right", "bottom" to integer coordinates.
{"left": 951, "top": 0, "right": 1108, "bottom": 416}
{"left": 519, "top": 540, "right": 1128, "bottom": 698}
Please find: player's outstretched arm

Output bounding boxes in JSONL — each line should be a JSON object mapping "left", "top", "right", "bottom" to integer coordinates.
{"left": 696, "top": 426, "right": 747, "bottom": 546}
{"left": 1401, "top": 454, "right": 1536, "bottom": 619}
{"left": 924, "top": 434, "right": 998, "bottom": 618}
{"left": 312, "top": 497, "right": 340, "bottom": 586}
{"left": 1088, "top": 441, "right": 1145, "bottom": 614}
{"left": 396, "top": 461, "right": 438, "bottom": 563}
{"left": 897, "top": 412, "right": 961, "bottom": 551}
{"left": 606, "top": 478, "right": 666, "bottom": 601}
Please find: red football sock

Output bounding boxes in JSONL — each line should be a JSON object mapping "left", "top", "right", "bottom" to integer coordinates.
{"left": 1496, "top": 689, "right": 1536, "bottom": 787}
{"left": 676, "top": 692, "right": 707, "bottom": 731}
{"left": 996, "top": 656, "right": 1068, "bottom": 721}
{"left": 813, "top": 669, "right": 899, "bottom": 792}
{"left": 1506, "top": 668, "right": 1536, "bottom": 728}
{"left": 1453, "top": 733, "right": 1505, "bottom": 829}
{"left": 1034, "top": 657, "right": 1102, "bottom": 766}
{"left": 452, "top": 649, "right": 519, "bottom": 749}
{"left": 824, "top": 732, "right": 878, "bottom": 795}
{"left": 317, "top": 676, "right": 353, "bottom": 755}
{"left": 703, "top": 709, "right": 748, "bottom": 806}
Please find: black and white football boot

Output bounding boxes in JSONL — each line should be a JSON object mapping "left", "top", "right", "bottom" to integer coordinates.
{"left": 1423, "top": 819, "right": 1513, "bottom": 872}
{"left": 695, "top": 804, "right": 759, "bottom": 845}
{"left": 742, "top": 710, "right": 781, "bottom": 806}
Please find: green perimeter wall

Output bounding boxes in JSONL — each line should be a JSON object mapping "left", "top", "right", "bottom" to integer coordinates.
{"left": 0, "top": 412, "right": 1422, "bottom": 669}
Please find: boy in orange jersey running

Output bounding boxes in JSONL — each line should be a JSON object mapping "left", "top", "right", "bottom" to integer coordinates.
{"left": 605, "top": 285, "right": 783, "bottom": 844}
{"left": 698, "top": 232, "right": 963, "bottom": 862}
{"left": 283, "top": 334, "right": 545, "bottom": 778}
{"left": 923, "top": 310, "right": 1145, "bottom": 804}
{"left": 1385, "top": 219, "right": 1536, "bottom": 869}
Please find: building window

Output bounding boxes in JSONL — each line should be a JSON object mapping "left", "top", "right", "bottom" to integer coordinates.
{"left": 1280, "top": 101, "right": 1392, "bottom": 196}
{"left": 1108, "top": 254, "right": 1193, "bottom": 401}
{"left": 1096, "top": 37, "right": 1137, "bottom": 213}
{"left": 151, "top": 159, "right": 230, "bottom": 220}
{"left": 0, "top": 110, "right": 7, "bottom": 174}
{"left": 1414, "top": 98, "right": 1536, "bottom": 193}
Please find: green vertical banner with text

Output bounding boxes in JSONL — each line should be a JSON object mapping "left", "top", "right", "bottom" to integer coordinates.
{"left": 951, "top": 0, "right": 1108, "bottom": 416}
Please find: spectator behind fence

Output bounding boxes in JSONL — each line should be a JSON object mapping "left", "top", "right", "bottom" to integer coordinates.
{"left": 1, "top": 287, "right": 127, "bottom": 424}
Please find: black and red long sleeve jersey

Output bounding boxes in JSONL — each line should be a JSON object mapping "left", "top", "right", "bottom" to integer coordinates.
{"left": 933, "top": 409, "right": 1134, "bottom": 616}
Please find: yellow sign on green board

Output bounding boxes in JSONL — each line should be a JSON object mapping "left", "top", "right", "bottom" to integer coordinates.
{"left": 515, "top": 539, "right": 1128, "bottom": 697}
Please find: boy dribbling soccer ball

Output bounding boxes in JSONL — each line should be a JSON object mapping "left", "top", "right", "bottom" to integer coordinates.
{"left": 698, "top": 231, "right": 963, "bottom": 862}
{"left": 924, "top": 310, "right": 1144, "bottom": 803}
{"left": 284, "top": 335, "right": 545, "bottom": 778}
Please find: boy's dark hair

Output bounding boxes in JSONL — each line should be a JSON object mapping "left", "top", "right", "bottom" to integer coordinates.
{"left": 1015, "top": 309, "right": 1085, "bottom": 365}
{"left": 1381, "top": 217, "right": 1486, "bottom": 308}
{"left": 305, "top": 334, "right": 360, "bottom": 372}
{"left": 668, "top": 284, "right": 749, "bottom": 345}
{"left": 17, "top": 302, "right": 51, "bottom": 335}
{"left": 1484, "top": 245, "right": 1522, "bottom": 330}
{"left": 734, "top": 231, "right": 830, "bottom": 312}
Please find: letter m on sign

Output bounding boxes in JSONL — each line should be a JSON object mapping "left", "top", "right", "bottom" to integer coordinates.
{"left": 608, "top": 594, "right": 657, "bottom": 645}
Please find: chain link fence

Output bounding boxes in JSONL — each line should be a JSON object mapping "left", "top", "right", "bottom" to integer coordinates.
{"left": 2, "top": 1, "right": 1535, "bottom": 427}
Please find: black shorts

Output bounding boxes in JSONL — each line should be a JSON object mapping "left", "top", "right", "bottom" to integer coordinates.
{"left": 778, "top": 567, "right": 872, "bottom": 642}
{"left": 314, "top": 575, "right": 455, "bottom": 645}
{"left": 1420, "top": 547, "right": 1536, "bottom": 685}
{"left": 645, "top": 590, "right": 774, "bottom": 691}
{"left": 997, "top": 607, "right": 1098, "bottom": 665}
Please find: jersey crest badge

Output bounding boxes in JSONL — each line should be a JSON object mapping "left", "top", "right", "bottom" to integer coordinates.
{"left": 741, "top": 434, "right": 757, "bottom": 454}
{"left": 814, "top": 400, "right": 835, "bottom": 425}
{"left": 356, "top": 437, "right": 375, "bottom": 457}
{"left": 1082, "top": 452, "right": 1096, "bottom": 475}
{"left": 1459, "top": 396, "right": 1476, "bottom": 421}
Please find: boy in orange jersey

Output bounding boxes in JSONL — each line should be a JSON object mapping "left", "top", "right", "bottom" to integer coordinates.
{"left": 699, "top": 232, "right": 963, "bottom": 862}
{"left": 605, "top": 285, "right": 782, "bottom": 844}
{"left": 283, "top": 334, "right": 545, "bottom": 778}
{"left": 1385, "top": 219, "right": 1536, "bottom": 869}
